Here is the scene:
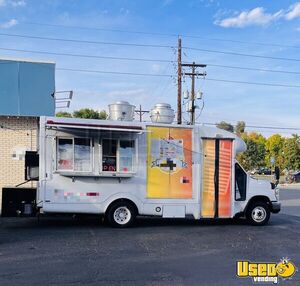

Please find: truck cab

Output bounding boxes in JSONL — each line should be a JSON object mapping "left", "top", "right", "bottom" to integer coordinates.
{"left": 234, "top": 161, "right": 281, "bottom": 225}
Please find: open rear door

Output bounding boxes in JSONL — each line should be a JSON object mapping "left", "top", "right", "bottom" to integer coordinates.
{"left": 201, "top": 139, "right": 233, "bottom": 218}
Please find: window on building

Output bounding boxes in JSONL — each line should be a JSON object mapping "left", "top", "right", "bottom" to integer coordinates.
{"left": 57, "top": 138, "right": 92, "bottom": 172}
{"left": 101, "top": 139, "right": 135, "bottom": 173}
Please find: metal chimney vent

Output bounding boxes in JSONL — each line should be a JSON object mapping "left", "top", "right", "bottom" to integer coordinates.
{"left": 108, "top": 101, "right": 135, "bottom": 121}
{"left": 150, "top": 103, "right": 175, "bottom": 124}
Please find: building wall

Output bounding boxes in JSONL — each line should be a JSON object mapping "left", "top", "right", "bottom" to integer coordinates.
{"left": 0, "top": 116, "right": 38, "bottom": 213}
{"left": 0, "top": 59, "right": 55, "bottom": 116}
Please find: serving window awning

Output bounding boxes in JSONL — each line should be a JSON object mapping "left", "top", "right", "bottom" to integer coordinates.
{"left": 46, "top": 120, "right": 145, "bottom": 133}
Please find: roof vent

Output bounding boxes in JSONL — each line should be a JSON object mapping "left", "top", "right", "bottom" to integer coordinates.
{"left": 150, "top": 103, "right": 175, "bottom": 124}
{"left": 108, "top": 101, "right": 135, "bottom": 121}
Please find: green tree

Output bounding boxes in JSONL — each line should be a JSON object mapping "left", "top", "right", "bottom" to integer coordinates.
{"left": 283, "top": 134, "right": 300, "bottom": 171}
{"left": 72, "top": 108, "right": 107, "bottom": 119}
{"left": 237, "top": 132, "right": 266, "bottom": 171}
{"left": 56, "top": 111, "right": 72, "bottom": 118}
{"left": 235, "top": 121, "right": 246, "bottom": 135}
{"left": 216, "top": 121, "right": 234, "bottom": 132}
{"left": 265, "top": 134, "right": 285, "bottom": 169}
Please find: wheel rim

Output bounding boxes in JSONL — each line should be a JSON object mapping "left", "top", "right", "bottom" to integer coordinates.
{"left": 251, "top": 206, "right": 267, "bottom": 223}
{"left": 113, "top": 206, "right": 131, "bottom": 225}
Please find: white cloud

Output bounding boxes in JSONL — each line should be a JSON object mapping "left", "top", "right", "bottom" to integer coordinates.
{"left": 215, "top": 7, "right": 283, "bottom": 28}
{"left": 285, "top": 2, "right": 300, "bottom": 20}
{"left": 0, "top": 0, "right": 26, "bottom": 7}
{"left": 0, "top": 18, "right": 18, "bottom": 28}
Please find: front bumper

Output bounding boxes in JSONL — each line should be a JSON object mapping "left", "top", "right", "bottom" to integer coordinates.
{"left": 270, "top": 202, "right": 281, "bottom": 213}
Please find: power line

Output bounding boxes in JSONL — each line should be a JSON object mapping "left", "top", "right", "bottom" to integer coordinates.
{"left": 56, "top": 67, "right": 300, "bottom": 89}
{"left": 2, "top": 46, "right": 300, "bottom": 76}
{"left": 0, "top": 47, "right": 173, "bottom": 63}
{"left": 2, "top": 32, "right": 300, "bottom": 62}
{"left": 198, "top": 122, "right": 300, "bottom": 131}
{"left": 206, "top": 63, "right": 300, "bottom": 76}
{"left": 22, "top": 21, "right": 179, "bottom": 38}
{"left": 184, "top": 47, "right": 300, "bottom": 62}
{"left": 57, "top": 67, "right": 172, "bottom": 77}
{"left": 0, "top": 32, "right": 174, "bottom": 49}
{"left": 21, "top": 21, "right": 300, "bottom": 50}
{"left": 204, "top": 78, "right": 300, "bottom": 89}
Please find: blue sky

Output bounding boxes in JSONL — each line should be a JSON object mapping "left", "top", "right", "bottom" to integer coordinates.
{"left": 0, "top": 0, "right": 300, "bottom": 135}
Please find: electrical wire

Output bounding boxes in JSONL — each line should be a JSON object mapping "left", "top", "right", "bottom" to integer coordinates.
{"left": 21, "top": 21, "right": 300, "bottom": 50}
{"left": 4, "top": 47, "right": 300, "bottom": 76}
{"left": 56, "top": 67, "right": 300, "bottom": 88}
{"left": 0, "top": 32, "right": 174, "bottom": 49}
{"left": 0, "top": 47, "right": 173, "bottom": 63}
{"left": 197, "top": 122, "right": 300, "bottom": 131}
{"left": 184, "top": 46, "right": 300, "bottom": 62}
{"left": 1, "top": 32, "right": 300, "bottom": 63}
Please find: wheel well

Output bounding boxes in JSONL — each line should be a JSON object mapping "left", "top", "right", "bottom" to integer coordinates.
{"left": 106, "top": 199, "right": 138, "bottom": 215}
{"left": 245, "top": 196, "right": 271, "bottom": 213}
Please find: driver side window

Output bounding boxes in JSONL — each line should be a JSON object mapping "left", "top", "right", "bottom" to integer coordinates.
{"left": 235, "top": 163, "right": 247, "bottom": 201}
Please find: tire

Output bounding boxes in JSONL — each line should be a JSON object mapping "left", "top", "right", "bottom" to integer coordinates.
{"left": 106, "top": 201, "right": 137, "bottom": 228}
{"left": 246, "top": 201, "right": 270, "bottom": 226}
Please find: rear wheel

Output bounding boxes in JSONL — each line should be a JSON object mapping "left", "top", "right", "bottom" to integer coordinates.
{"left": 246, "top": 201, "right": 270, "bottom": 226}
{"left": 106, "top": 201, "right": 137, "bottom": 228}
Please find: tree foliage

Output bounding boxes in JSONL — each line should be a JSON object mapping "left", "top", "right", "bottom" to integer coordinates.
{"left": 237, "top": 132, "right": 266, "bottom": 170}
{"left": 56, "top": 108, "right": 107, "bottom": 120}
{"left": 282, "top": 134, "right": 300, "bottom": 171}
{"left": 237, "top": 131, "right": 300, "bottom": 172}
{"left": 73, "top": 108, "right": 107, "bottom": 119}
{"left": 265, "top": 134, "right": 285, "bottom": 169}
{"left": 56, "top": 111, "right": 72, "bottom": 118}
{"left": 216, "top": 121, "right": 234, "bottom": 132}
{"left": 235, "top": 121, "right": 246, "bottom": 135}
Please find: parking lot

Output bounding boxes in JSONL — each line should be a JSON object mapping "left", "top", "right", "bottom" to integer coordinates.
{"left": 0, "top": 187, "right": 300, "bottom": 286}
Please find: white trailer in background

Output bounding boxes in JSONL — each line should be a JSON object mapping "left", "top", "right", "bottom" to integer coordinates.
{"left": 27, "top": 102, "right": 280, "bottom": 227}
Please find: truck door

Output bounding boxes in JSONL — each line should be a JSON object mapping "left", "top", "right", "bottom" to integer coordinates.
{"left": 201, "top": 139, "right": 233, "bottom": 218}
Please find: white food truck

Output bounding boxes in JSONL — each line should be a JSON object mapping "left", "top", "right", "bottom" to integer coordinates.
{"left": 23, "top": 102, "right": 280, "bottom": 227}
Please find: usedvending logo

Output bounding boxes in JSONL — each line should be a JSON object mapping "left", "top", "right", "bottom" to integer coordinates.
{"left": 236, "top": 258, "right": 297, "bottom": 284}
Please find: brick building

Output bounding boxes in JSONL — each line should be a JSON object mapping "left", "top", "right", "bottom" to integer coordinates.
{"left": 0, "top": 57, "right": 55, "bottom": 214}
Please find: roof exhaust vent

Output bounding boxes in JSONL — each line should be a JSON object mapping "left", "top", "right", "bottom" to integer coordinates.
{"left": 108, "top": 101, "right": 135, "bottom": 121}
{"left": 150, "top": 103, "right": 175, "bottom": 124}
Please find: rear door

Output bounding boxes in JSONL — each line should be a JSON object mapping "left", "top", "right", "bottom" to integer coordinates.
{"left": 201, "top": 138, "right": 233, "bottom": 218}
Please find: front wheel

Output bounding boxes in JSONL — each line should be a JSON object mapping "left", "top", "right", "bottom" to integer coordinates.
{"left": 246, "top": 202, "right": 270, "bottom": 226}
{"left": 106, "top": 201, "right": 137, "bottom": 228}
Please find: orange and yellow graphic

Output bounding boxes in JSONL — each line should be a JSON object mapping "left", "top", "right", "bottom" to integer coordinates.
{"left": 218, "top": 140, "right": 232, "bottom": 217}
{"left": 201, "top": 139, "right": 232, "bottom": 218}
{"left": 147, "top": 127, "right": 193, "bottom": 199}
{"left": 201, "top": 139, "right": 216, "bottom": 217}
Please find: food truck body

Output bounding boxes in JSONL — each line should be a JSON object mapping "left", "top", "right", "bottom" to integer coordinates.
{"left": 25, "top": 115, "right": 281, "bottom": 227}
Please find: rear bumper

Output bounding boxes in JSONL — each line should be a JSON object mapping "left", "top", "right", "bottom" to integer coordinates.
{"left": 270, "top": 202, "right": 281, "bottom": 213}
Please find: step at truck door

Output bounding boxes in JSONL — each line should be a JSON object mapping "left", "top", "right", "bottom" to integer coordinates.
{"left": 201, "top": 139, "right": 233, "bottom": 218}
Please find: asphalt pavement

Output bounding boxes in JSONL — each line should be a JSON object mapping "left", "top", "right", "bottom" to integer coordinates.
{"left": 0, "top": 187, "right": 300, "bottom": 286}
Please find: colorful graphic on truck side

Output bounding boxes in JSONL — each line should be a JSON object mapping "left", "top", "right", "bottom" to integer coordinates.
{"left": 146, "top": 127, "right": 193, "bottom": 199}
{"left": 201, "top": 139, "right": 232, "bottom": 218}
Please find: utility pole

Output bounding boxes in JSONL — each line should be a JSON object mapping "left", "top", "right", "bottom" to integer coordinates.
{"left": 191, "top": 62, "right": 196, "bottom": 125}
{"left": 181, "top": 63, "right": 207, "bottom": 125}
{"left": 134, "top": 105, "right": 149, "bottom": 122}
{"left": 177, "top": 37, "right": 182, "bottom": 125}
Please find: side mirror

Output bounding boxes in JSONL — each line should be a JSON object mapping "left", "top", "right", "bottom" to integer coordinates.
{"left": 274, "top": 166, "right": 280, "bottom": 181}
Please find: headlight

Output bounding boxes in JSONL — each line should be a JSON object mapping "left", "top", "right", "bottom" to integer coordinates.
{"left": 275, "top": 188, "right": 279, "bottom": 201}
